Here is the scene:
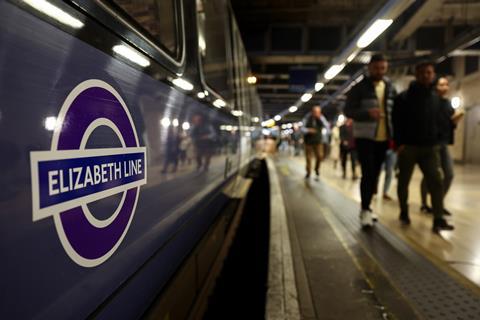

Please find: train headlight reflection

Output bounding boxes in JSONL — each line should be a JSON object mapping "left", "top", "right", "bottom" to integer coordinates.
{"left": 213, "top": 99, "right": 226, "bottom": 108}
{"left": 172, "top": 78, "right": 194, "bottom": 91}
{"left": 113, "top": 45, "right": 150, "bottom": 68}
{"left": 24, "top": 0, "right": 84, "bottom": 29}
{"left": 161, "top": 117, "right": 171, "bottom": 128}
{"left": 44, "top": 116, "right": 57, "bottom": 131}
{"left": 182, "top": 122, "right": 190, "bottom": 130}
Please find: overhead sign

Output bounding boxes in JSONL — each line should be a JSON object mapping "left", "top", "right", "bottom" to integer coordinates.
{"left": 30, "top": 79, "right": 147, "bottom": 267}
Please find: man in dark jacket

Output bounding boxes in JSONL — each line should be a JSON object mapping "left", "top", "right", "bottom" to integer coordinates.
{"left": 393, "top": 62, "right": 454, "bottom": 232}
{"left": 344, "top": 54, "right": 396, "bottom": 228}
{"left": 420, "top": 77, "right": 462, "bottom": 214}
{"left": 303, "top": 105, "right": 327, "bottom": 180}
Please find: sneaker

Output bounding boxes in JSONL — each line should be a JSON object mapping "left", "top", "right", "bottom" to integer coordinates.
{"left": 360, "top": 209, "right": 374, "bottom": 228}
{"left": 432, "top": 219, "right": 454, "bottom": 233}
{"left": 420, "top": 205, "right": 433, "bottom": 214}
{"left": 399, "top": 212, "right": 411, "bottom": 225}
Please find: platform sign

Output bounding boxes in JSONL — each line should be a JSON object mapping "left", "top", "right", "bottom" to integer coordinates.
{"left": 289, "top": 67, "right": 317, "bottom": 93}
{"left": 30, "top": 79, "right": 147, "bottom": 267}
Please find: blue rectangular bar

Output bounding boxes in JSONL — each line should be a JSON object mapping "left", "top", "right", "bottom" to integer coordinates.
{"left": 37, "top": 152, "right": 145, "bottom": 209}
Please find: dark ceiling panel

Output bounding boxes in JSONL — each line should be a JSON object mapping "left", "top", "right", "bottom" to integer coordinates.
{"left": 308, "top": 26, "right": 342, "bottom": 51}
{"left": 231, "top": 0, "right": 478, "bottom": 119}
{"left": 271, "top": 26, "right": 303, "bottom": 51}
{"left": 416, "top": 27, "right": 445, "bottom": 50}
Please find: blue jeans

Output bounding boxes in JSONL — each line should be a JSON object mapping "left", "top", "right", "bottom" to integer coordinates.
{"left": 383, "top": 149, "right": 397, "bottom": 194}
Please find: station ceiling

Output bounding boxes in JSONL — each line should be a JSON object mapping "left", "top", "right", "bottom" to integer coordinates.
{"left": 231, "top": 0, "right": 480, "bottom": 123}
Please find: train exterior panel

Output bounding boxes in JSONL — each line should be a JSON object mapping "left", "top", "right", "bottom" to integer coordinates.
{"left": 0, "top": 0, "right": 262, "bottom": 318}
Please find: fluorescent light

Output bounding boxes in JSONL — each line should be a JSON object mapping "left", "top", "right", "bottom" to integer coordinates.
{"left": 113, "top": 45, "right": 150, "bottom": 67}
{"left": 324, "top": 64, "right": 345, "bottom": 80}
{"left": 182, "top": 122, "right": 190, "bottom": 130}
{"left": 347, "top": 52, "right": 357, "bottom": 63}
{"left": 301, "top": 93, "right": 312, "bottom": 102}
{"left": 44, "top": 116, "right": 57, "bottom": 131}
{"left": 231, "top": 110, "right": 243, "bottom": 117}
{"left": 247, "top": 76, "right": 257, "bottom": 84}
{"left": 24, "top": 0, "right": 84, "bottom": 29}
{"left": 289, "top": 106, "right": 298, "bottom": 113}
{"left": 315, "top": 82, "right": 324, "bottom": 92}
{"left": 451, "top": 96, "right": 461, "bottom": 109}
{"left": 213, "top": 99, "right": 226, "bottom": 108}
{"left": 172, "top": 119, "right": 179, "bottom": 127}
{"left": 274, "top": 115, "right": 282, "bottom": 121}
{"left": 172, "top": 78, "right": 194, "bottom": 91}
{"left": 252, "top": 117, "right": 260, "bottom": 123}
{"left": 161, "top": 117, "right": 171, "bottom": 128}
{"left": 357, "top": 19, "right": 393, "bottom": 48}
{"left": 197, "top": 92, "right": 205, "bottom": 99}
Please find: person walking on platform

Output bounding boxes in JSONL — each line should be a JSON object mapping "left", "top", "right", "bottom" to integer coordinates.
{"left": 393, "top": 62, "right": 454, "bottom": 232}
{"left": 382, "top": 147, "right": 397, "bottom": 200}
{"left": 339, "top": 118, "right": 358, "bottom": 179}
{"left": 420, "top": 76, "right": 464, "bottom": 215}
{"left": 330, "top": 124, "right": 341, "bottom": 168}
{"left": 303, "top": 105, "right": 327, "bottom": 180}
{"left": 344, "top": 54, "right": 396, "bottom": 228}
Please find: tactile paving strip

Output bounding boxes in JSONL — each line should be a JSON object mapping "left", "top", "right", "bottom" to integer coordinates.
{"left": 310, "top": 181, "right": 480, "bottom": 320}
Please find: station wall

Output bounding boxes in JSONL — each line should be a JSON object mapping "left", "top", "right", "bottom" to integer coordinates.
{"left": 451, "top": 56, "right": 480, "bottom": 164}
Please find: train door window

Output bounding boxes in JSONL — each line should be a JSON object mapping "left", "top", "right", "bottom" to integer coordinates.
{"left": 197, "top": 0, "right": 233, "bottom": 101}
{"left": 232, "top": 26, "right": 243, "bottom": 111}
{"left": 111, "top": 0, "right": 180, "bottom": 60}
{"left": 231, "top": 21, "right": 248, "bottom": 115}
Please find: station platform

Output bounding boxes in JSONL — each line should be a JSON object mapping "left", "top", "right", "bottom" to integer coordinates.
{"left": 267, "top": 154, "right": 480, "bottom": 320}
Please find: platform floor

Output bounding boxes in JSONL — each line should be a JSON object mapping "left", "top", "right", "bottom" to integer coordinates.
{"left": 273, "top": 154, "right": 480, "bottom": 319}
{"left": 285, "top": 154, "right": 480, "bottom": 288}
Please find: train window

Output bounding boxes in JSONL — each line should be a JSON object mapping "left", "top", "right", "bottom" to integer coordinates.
{"left": 111, "top": 0, "right": 180, "bottom": 59}
{"left": 197, "top": 0, "right": 233, "bottom": 101}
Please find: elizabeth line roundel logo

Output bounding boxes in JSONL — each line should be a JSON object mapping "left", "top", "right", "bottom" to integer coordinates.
{"left": 30, "top": 79, "right": 147, "bottom": 267}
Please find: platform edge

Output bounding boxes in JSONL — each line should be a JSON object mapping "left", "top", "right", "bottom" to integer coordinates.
{"left": 265, "top": 157, "right": 301, "bottom": 320}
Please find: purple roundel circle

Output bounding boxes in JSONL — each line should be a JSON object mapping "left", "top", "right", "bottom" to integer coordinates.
{"left": 52, "top": 80, "right": 141, "bottom": 267}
